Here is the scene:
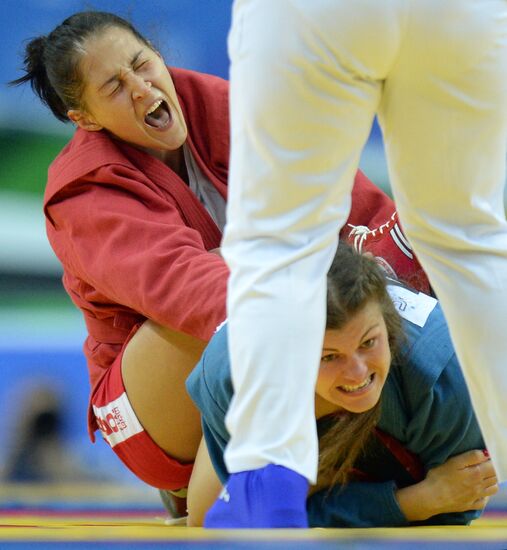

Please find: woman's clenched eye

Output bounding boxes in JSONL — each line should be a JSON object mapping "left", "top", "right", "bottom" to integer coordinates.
{"left": 134, "top": 60, "right": 148, "bottom": 71}
{"left": 321, "top": 353, "right": 341, "bottom": 363}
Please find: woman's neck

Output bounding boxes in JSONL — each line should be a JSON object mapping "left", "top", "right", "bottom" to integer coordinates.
{"left": 139, "top": 144, "right": 189, "bottom": 184}
{"left": 162, "top": 146, "right": 188, "bottom": 182}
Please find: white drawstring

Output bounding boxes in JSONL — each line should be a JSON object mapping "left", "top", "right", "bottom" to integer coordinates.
{"left": 347, "top": 211, "right": 398, "bottom": 253}
{"left": 347, "top": 224, "right": 370, "bottom": 252}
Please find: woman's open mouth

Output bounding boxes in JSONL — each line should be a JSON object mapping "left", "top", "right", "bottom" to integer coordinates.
{"left": 337, "top": 373, "right": 374, "bottom": 394}
{"left": 144, "top": 99, "right": 172, "bottom": 129}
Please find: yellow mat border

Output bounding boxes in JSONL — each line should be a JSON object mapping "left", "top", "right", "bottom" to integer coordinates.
{"left": 0, "top": 516, "right": 507, "bottom": 542}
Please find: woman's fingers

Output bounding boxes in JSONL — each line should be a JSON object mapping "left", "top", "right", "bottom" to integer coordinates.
{"left": 481, "top": 481, "right": 500, "bottom": 496}
{"left": 424, "top": 449, "right": 499, "bottom": 515}
{"left": 448, "top": 449, "right": 489, "bottom": 469}
{"left": 474, "top": 459, "right": 497, "bottom": 478}
{"left": 471, "top": 496, "right": 489, "bottom": 510}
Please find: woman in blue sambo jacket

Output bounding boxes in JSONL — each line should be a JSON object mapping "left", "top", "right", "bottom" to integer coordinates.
{"left": 185, "top": 243, "right": 498, "bottom": 527}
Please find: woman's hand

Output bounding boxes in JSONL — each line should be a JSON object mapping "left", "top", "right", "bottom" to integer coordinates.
{"left": 396, "top": 449, "right": 498, "bottom": 522}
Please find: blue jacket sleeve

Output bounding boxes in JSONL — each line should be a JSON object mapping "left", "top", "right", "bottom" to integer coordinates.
{"left": 307, "top": 481, "right": 407, "bottom": 527}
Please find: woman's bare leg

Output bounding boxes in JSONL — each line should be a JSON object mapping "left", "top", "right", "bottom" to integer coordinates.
{"left": 187, "top": 437, "right": 223, "bottom": 526}
{"left": 121, "top": 320, "right": 207, "bottom": 463}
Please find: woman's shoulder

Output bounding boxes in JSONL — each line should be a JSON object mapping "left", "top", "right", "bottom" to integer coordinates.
{"left": 44, "top": 130, "right": 142, "bottom": 205}
{"left": 381, "top": 286, "right": 481, "bottom": 454}
{"left": 170, "top": 66, "right": 228, "bottom": 93}
{"left": 387, "top": 283, "right": 453, "bottom": 384}
{"left": 170, "top": 66, "right": 229, "bottom": 120}
{"left": 382, "top": 283, "right": 461, "bottom": 418}
{"left": 382, "top": 288, "right": 483, "bottom": 464}
{"left": 48, "top": 129, "right": 120, "bottom": 178}
{"left": 384, "top": 283, "right": 471, "bottom": 419}
{"left": 50, "top": 128, "right": 131, "bottom": 172}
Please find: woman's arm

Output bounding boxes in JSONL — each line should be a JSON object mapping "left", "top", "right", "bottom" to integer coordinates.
{"left": 187, "top": 437, "right": 223, "bottom": 527}
{"left": 379, "top": 304, "right": 499, "bottom": 525}
{"left": 307, "top": 480, "right": 408, "bottom": 527}
{"left": 47, "top": 168, "right": 228, "bottom": 340}
{"left": 307, "top": 449, "right": 498, "bottom": 528}
{"left": 395, "top": 449, "right": 498, "bottom": 522}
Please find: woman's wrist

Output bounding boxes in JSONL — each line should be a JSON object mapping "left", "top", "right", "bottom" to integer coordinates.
{"left": 395, "top": 481, "right": 434, "bottom": 522}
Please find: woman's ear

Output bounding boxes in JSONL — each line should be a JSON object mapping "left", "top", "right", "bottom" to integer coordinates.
{"left": 67, "top": 109, "right": 103, "bottom": 131}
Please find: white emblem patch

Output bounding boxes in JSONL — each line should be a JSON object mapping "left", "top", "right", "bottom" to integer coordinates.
{"left": 93, "top": 392, "right": 144, "bottom": 448}
{"left": 387, "top": 284, "right": 437, "bottom": 328}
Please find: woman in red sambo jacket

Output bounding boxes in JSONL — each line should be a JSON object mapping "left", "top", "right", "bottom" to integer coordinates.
{"left": 12, "top": 11, "right": 428, "bottom": 502}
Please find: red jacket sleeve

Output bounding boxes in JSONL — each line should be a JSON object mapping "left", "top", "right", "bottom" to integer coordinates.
{"left": 46, "top": 164, "right": 228, "bottom": 342}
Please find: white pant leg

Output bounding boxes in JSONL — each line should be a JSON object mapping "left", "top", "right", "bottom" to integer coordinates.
{"left": 378, "top": 0, "right": 507, "bottom": 479}
{"left": 223, "top": 0, "right": 398, "bottom": 482}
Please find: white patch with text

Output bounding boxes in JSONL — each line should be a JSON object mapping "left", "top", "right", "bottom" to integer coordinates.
{"left": 387, "top": 284, "right": 437, "bottom": 328}
{"left": 93, "top": 392, "right": 143, "bottom": 448}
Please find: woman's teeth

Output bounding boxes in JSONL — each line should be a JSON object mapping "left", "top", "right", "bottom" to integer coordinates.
{"left": 338, "top": 374, "right": 373, "bottom": 393}
{"left": 144, "top": 99, "right": 171, "bottom": 128}
{"left": 146, "top": 99, "right": 163, "bottom": 115}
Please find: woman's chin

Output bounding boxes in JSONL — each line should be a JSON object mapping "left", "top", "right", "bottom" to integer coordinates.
{"left": 331, "top": 390, "right": 381, "bottom": 413}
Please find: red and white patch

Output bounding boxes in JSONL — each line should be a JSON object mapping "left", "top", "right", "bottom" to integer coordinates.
{"left": 93, "top": 392, "right": 143, "bottom": 448}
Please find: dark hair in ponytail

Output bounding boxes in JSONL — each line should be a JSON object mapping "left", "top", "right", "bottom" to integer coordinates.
{"left": 9, "top": 11, "right": 153, "bottom": 122}
{"left": 315, "top": 243, "right": 404, "bottom": 491}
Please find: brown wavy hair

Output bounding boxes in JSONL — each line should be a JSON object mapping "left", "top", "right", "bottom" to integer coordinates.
{"left": 315, "top": 243, "right": 404, "bottom": 492}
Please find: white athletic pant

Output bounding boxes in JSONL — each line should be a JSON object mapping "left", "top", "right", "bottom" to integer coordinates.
{"left": 222, "top": 0, "right": 507, "bottom": 483}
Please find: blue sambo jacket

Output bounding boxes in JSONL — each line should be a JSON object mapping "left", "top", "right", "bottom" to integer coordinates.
{"left": 186, "top": 283, "right": 485, "bottom": 527}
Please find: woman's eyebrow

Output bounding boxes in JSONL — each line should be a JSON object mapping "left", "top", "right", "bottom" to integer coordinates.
{"left": 98, "top": 50, "right": 144, "bottom": 91}
{"left": 361, "top": 323, "right": 379, "bottom": 340}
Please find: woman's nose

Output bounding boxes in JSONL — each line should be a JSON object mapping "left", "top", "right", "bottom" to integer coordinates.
{"left": 338, "top": 355, "right": 368, "bottom": 384}
{"left": 131, "top": 76, "right": 152, "bottom": 100}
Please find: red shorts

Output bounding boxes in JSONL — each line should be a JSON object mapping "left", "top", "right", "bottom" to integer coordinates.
{"left": 90, "top": 348, "right": 194, "bottom": 490}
